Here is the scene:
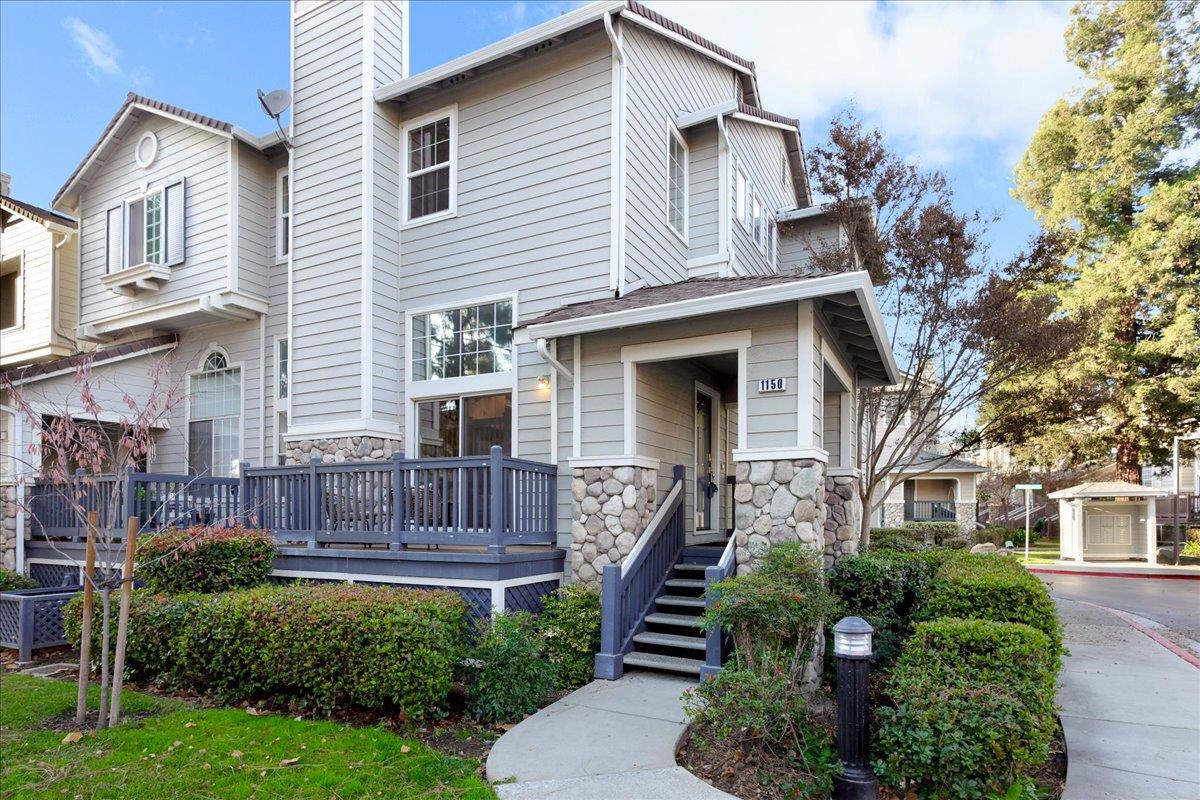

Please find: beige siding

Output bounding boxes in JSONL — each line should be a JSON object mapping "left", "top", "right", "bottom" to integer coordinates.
{"left": 622, "top": 22, "right": 735, "bottom": 287}
{"left": 779, "top": 217, "right": 840, "bottom": 276}
{"left": 1, "top": 217, "right": 65, "bottom": 363}
{"left": 728, "top": 118, "right": 793, "bottom": 277}
{"left": 76, "top": 114, "right": 233, "bottom": 327}
{"left": 686, "top": 123, "right": 720, "bottom": 260}
{"left": 823, "top": 391, "right": 841, "bottom": 464}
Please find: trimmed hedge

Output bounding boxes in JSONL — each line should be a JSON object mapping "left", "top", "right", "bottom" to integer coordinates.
{"left": 876, "top": 618, "right": 1059, "bottom": 799}
{"left": 867, "top": 527, "right": 926, "bottom": 553}
{"left": 0, "top": 568, "right": 37, "bottom": 591}
{"left": 828, "top": 551, "right": 938, "bottom": 667}
{"left": 901, "top": 520, "right": 962, "bottom": 544}
{"left": 921, "top": 553, "right": 1062, "bottom": 655}
{"left": 535, "top": 583, "right": 601, "bottom": 690}
{"left": 469, "top": 612, "right": 557, "bottom": 723}
{"left": 68, "top": 584, "right": 467, "bottom": 717}
{"left": 137, "top": 525, "right": 276, "bottom": 594}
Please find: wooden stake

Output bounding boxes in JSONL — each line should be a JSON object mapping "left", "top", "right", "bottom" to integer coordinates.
{"left": 108, "top": 517, "right": 138, "bottom": 726}
{"left": 75, "top": 511, "right": 97, "bottom": 726}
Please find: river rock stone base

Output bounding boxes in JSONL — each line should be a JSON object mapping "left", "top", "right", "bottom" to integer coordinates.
{"left": 732, "top": 458, "right": 827, "bottom": 575}
{"left": 284, "top": 437, "right": 404, "bottom": 465}
{"left": 570, "top": 465, "right": 657, "bottom": 585}
{"left": 824, "top": 475, "right": 863, "bottom": 565}
{"left": 2, "top": 484, "right": 18, "bottom": 571}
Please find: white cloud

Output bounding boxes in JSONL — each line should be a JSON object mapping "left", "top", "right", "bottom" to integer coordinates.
{"left": 645, "top": 1, "right": 1081, "bottom": 166}
{"left": 64, "top": 17, "right": 123, "bottom": 78}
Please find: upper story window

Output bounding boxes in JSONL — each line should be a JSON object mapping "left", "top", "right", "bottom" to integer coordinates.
{"left": 189, "top": 350, "right": 241, "bottom": 478}
{"left": 0, "top": 254, "right": 21, "bottom": 330}
{"left": 769, "top": 218, "right": 779, "bottom": 268}
{"left": 276, "top": 168, "right": 290, "bottom": 262}
{"left": 402, "top": 106, "right": 457, "bottom": 226}
{"left": 411, "top": 299, "right": 513, "bottom": 381}
{"left": 667, "top": 126, "right": 688, "bottom": 241}
{"left": 752, "top": 194, "right": 764, "bottom": 250}
{"left": 276, "top": 337, "right": 289, "bottom": 401}
{"left": 735, "top": 161, "right": 747, "bottom": 229}
{"left": 105, "top": 179, "right": 185, "bottom": 273}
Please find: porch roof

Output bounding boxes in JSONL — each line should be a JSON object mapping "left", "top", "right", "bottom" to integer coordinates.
{"left": 894, "top": 451, "right": 989, "bottom": 474}
{"left": 515, "top": 271, "right": 899, "bottom": 387}
{"left": 1048, "top": 481, "right": 1167, "bottom": 500}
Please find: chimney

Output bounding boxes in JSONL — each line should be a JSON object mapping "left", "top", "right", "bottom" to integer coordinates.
{"left": 0, "top": 173, "right": 10, "bottom": 197}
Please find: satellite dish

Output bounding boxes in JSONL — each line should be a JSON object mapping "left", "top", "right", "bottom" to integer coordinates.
{"left": 257, "top": 89, "right": 292, "bottom": 121}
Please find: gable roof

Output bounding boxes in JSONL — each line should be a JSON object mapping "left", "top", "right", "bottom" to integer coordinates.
{"left": 1047, "top": 481, "right": 1167, "bottom": 500}
{"left": 516, "top": 271, "right": 899, "bottom": 387}
{"left": 0, "top": 195, "right": 77, "bottom": 230}
{"left": 0, "top": 334, "right": 177, "bottom": 386}
{"left": 52, "top": 93, "right": 282, "bottom": 210}
{"left": 896, "top": 451, "right": 990, "bottom": 474}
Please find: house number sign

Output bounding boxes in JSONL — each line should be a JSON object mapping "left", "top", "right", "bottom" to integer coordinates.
{"left": 758, "top": 378, "right": 787, "bottom": 393}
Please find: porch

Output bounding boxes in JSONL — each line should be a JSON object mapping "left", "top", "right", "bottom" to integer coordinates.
{"left": 20, "top": 447, "right": 565, "bottom": 619}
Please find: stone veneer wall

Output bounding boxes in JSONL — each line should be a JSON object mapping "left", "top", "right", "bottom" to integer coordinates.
{"left": 2, "top": 484, "right": 18, "bottom": 571}
{"left": 570, "top": 465, "right": 657, "bottom": 585}
{"left": 732, "top": 458, "right": 827, "bottom": 575}
{"left": 283, "top": 437, "right": 404, "bottom": 465}
{"left": 882, "top": 501, "right": 976, "bottom": 536}
{"left": 823, "top": 474, "right": 864, "bottom": 565}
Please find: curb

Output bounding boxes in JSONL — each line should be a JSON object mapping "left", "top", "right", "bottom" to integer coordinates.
{"left": 1029, "top": 566, "right": 1200, "bottom": 581}
{"left": 1064, "top": 597, "right": 1200, "bottom": 670}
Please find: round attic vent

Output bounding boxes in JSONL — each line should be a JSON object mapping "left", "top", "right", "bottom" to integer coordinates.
{"left": 135, "top": 132, "right": 159, "bottom": 168}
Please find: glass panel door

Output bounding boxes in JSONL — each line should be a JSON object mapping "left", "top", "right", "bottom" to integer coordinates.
{"left": 695, "top": 391, "right": 714, "bottom": 530}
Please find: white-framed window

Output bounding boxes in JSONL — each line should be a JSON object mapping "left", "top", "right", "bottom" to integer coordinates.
{"left": 401, "top": 105, "right": 457, "bottom": 226}
{"left": 276, "top": 337, "right": 289, "bottom": 401}
{"left": 0, "top": 253, "right": 22, "bottom": 331}
{"left": 769, "top": 218, "right": 779, "bottom": 269}
{"left": 735, "top": 161, "right": 747, "bottom": 230}
{"left": 106, "top": 179, "right": 185, "bottom": 272}
{"left": 276, "top": 168, "right": 290, "bottom": 262}
{"left": 188, "top": 350, "right": 241, "bottom": 478}
{"left": 416, "top": 392, "right": 513, "bottom": 458}
{"left": 411, "top": 299, "right": 513, "bottom": 382}
{"left": 752, "top": 194, "right": 764, "bottom": 250}
{"left": 667, "top": 125, "right": 688, "bottom": 241}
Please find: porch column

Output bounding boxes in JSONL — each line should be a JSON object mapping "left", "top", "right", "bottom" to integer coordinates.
{"left": 733, "top": 457, "right": 827, "bottom": 574}
{"left": 569, "top": 459, "right": 659, "bottom": 585}
{"left": 1146, "top": 500, "right": 1158, "bottom": 564}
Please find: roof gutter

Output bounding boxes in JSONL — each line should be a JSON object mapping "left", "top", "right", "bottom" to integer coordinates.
{"left": 536, "top": 338, "right": 574, "bottom": 380}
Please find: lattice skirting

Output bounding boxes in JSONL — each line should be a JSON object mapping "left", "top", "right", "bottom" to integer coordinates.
{"left": 30, "top": 562, "right": 81, "bottom": 588}
{"left": 505, "top": 580, "right": 561, "bottom": 614}
{"left": 0, "top": 586, "right": 80, "bottom": 661}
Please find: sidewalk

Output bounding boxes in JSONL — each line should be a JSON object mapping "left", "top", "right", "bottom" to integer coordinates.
{"left": 1030, "top": 561, "right": 1200, "bottom": 579}
{"left": 1055, "top": 597, "right": 1200, "bottom": 800}
{"left": 486, "top": 671, "right": 733, "bottom": 799}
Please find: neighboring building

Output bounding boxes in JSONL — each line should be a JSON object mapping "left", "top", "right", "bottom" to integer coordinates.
{"left": 5, "top": 2, "right": 898, "bottom": 660}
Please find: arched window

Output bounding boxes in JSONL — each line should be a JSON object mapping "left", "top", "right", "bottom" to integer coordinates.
{"left": 189, "top": 350, "right": 241, "bottom": 477}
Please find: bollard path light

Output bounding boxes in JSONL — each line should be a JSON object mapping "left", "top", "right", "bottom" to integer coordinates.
{"left": 833, "top": 616, "right": 878, "bottom": 800}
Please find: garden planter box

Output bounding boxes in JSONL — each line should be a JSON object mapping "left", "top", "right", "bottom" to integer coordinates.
{"left": 0, "top": 585, "right": 81, "bottom": 662}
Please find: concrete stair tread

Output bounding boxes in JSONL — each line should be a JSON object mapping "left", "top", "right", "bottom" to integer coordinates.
{"left": 655, "top": 595, "right": 706, "bottom": 609}
{"left": 633, "top": 631, "right": 706, "bottom": 651}
{"left": 623, "top": 651, "right": 704, "bottom": 676}
{"left": 644, "top": 612, "right": 703, "bottom": 628}
{"left": 672, "top": 563, "right": 707, "bottom": 573}
{"left": 664, "top": 578, "right": 705, "bottom": 589}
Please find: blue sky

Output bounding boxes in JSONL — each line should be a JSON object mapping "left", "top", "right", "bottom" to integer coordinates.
{"left": 0, "top": 0, "right": 1080, "bottom": 267}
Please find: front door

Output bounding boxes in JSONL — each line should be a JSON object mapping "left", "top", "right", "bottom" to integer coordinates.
{"left": 695, "top": 390, "right": 715, "bottom": 531}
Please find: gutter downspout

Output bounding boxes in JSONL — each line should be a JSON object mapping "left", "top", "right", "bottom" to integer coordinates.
{"left": 536, "top": 338, "right": 573, "bottom": 381}
{"left": 604, "top": 11, "right": 627, "bottom": 295}
{"left": 50, "top": 229, "right": 78, "bottom": 347}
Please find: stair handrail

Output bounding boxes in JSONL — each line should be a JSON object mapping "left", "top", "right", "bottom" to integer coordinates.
{"left": 595, "top": 465, "right": 686, "bottom": 680}
{"left": 700, "top": 534, "right": 737, "bottom": 679}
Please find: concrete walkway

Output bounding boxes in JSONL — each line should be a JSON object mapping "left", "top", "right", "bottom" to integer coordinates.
{"left": 1056, "top": 597, "right": 1200, "bottom": 800}
{"left": 486, "top": 671, "right": 734, "bottom": 799}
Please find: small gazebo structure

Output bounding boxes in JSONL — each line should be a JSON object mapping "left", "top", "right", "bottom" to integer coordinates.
{"left": 1048, "top": 481, "right": 1166, "bottom": 563}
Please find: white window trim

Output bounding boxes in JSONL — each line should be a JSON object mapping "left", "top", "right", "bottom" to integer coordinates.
{"left": 735, "top": 159, "right": 748, "bottom": 232}
{"left": 0, "top": 251, "right": 24, "bottom": 332}
{"left": 122, "top": 184, "right": 166, "bottom": 271}
{"left": 770, "top": 218, "right": 779, "bottom": 270}
{"left": 275, "top": 335, "right": 290, "bottom": 413}
{"left": 403, "top": 292, "right": 519, "bottom": 457}
{"left": 752, "top": 193, "right": 765, "bottom": 252}
{"left": 275, "top": 167, "right": 290, "bottom": 263}
{"left": 666, "top": 122, "right": 689, "bottom": 245}
{"left": 184, "top": 346, "right": 246, "bottom": 478}
{"left": 400, "top": 104, "right": 458, "bottom": 230}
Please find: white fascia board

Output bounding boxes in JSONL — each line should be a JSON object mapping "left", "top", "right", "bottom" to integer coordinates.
{"left": 675, "top": 100, "right": 737, "bottom": 130}
{"left": 375, "top": 0, "right": 626, "bottom": 102}
{"left": 852, "top": 281, "right": 900, "bottom": 385}
{"left": 777, "top": 204, "right": 836, "bottom": 223}
{"left": 618, "top": 9, "right": 753, "bottom": 76}
{"left": 81, "top": 291, "right": 269, "bottom": 339}
{"left": 519, "top": 271, "right": 868, "bottom": 340}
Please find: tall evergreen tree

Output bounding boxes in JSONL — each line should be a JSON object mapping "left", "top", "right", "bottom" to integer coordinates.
{"left": 988, "top": 0, "right": 1200, "bottom": 481}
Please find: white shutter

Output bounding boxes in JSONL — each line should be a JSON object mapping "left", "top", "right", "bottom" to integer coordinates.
{"left": 105, "top": 206, "right": 124, "bottom": 272}
{"left": 165, "top": 178, "right": 186, "bottom": 265}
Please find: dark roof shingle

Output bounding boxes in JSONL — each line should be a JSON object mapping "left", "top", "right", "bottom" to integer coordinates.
{"left": 625, "top": 1, "right": 755, "bottom": 72}
{"left": 1, "top": 334, "right": 178, "bottom": 385}
{"left": 0, "top": 195, "right": 77, "bottom": 228}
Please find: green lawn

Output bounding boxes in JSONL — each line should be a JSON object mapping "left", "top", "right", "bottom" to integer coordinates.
{"left": 0, "top": 674, "right": 495, "bottom": 800}
{"left": 1017, "top": 541, "right": 1061, "bottom": 565}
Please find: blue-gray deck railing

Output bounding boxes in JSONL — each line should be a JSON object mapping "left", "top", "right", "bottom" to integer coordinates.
{"left": 700, "top": 535, "right": 737, "bottom": 679}
{"left": 904, "top": 499, "right": 956, "bottom": 522}
{"left": 25, "top": 446, "right": 556, "bottom": 554}
{"left": 594, "top": 465, "right": 686, "bottom": 680}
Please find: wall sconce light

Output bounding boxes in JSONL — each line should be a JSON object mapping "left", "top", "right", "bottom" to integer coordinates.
{"left": 535, "top": 375, "right": 551, "bottom": 390}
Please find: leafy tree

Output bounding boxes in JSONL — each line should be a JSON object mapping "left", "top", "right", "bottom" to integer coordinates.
{"left": 988, "top": 0, "right": 1200, "bottom": 481}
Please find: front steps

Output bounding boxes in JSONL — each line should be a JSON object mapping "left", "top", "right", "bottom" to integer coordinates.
{"left": 622, "top": 544, "right": 725, "bottom": 678}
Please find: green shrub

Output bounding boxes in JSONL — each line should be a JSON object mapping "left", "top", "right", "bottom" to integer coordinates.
{"left": 867, "top": 527, "right": 926, "bottom": 553}
{"left": 876, "top": 678, "right": 1046, "bottom": 800}
{"left": 535, "top": 583, "right": 601, "bottom": 690}
{"left": 684, "top": 668, "right": 840, "bottom": 800}
{"left": 827, "top": 552, "right": 938, "bottom": 667}
{"left": 1181, "top": 528, "right": 1200, "bottom": 558}
{"left": 468, "top": 612, "right": 557, "bottom": 723}
{"left": 942, "top": 534, "right": 972, "bottom": 550}
{"left": 0, "top": 568, "right": 37, "bottom": 591}
{"left": 703, "top": 543, "right": 833, "bottom": 687}
{"left": 65, "top": 591, "right": 203, "bottom": 685}
{"left": 137, "top": 525, "right": 275, "bottom": 594}
{"left": 901, "top": 520, "right": 962, "bottom": 545}
{"left": 920, "top": 554, "right": 1062, "bottom": 655}
{"left": 975, "top": 525, "right": 1017, "bottom": 547}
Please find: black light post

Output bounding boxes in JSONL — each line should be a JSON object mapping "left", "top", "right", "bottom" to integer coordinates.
{"left": 833, "top": 616, "right": 877, "bottom": 800}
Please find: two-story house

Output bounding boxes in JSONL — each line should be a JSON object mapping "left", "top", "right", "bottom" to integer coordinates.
{"left": 9, "top": 2, "right": 898, "bottom": 666}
